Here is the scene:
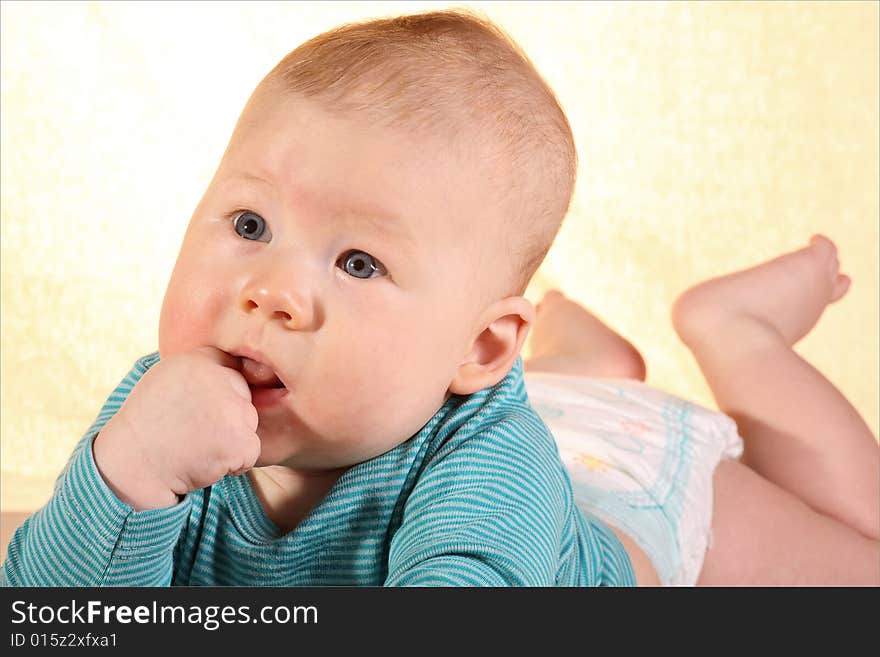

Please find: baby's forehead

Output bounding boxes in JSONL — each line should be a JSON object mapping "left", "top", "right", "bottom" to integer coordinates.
{"left": 236, "top": 92, "right": 504, "bottom": 204}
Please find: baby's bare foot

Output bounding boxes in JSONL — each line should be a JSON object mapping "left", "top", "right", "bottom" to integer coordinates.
{"left": 526, "top": 290, "right": 646, "bottom": 380}
{"left": 672, "top": 235, "right": 851, "bottom": 352}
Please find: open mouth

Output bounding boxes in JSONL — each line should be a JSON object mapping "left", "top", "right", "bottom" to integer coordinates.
{"left": 239, "top": 356, "right": 285, "bottom": 389}
{"left": 234, "top": 353, "right": 289, "bottom": 407}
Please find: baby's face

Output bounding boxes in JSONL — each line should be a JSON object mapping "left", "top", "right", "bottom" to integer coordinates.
{"left": 159, "top": 92, "right": 501, "bottom": 470}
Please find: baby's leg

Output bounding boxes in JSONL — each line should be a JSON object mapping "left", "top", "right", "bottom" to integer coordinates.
{"left": 698, "top": 460, "right": 878, "bottom": 584}
{"left": 672, "top": 235, "right": 879, "bottom": 540}
{"left": 525, "top": 291, "right": 646, "bottom": 381}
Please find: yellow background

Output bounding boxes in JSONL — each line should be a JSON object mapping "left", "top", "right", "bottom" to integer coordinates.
{"left": 2, "top": 1, "right": 878, "bottom": 512}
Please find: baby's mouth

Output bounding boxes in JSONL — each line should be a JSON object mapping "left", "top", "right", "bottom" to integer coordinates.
{"left": 239, "top": 356, "right": 286, "bottom": 389}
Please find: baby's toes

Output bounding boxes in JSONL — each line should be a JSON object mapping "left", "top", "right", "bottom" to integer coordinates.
{"left": 807, "top": 234, "right": 846, "bottom": 289}
{"left": 830, "top": 273, "right": 851, "bottom": 303}
{"left": 808, "top": 233, "right": 838, "bottom": 264}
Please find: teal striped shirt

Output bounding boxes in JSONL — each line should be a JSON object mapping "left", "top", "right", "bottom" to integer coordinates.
{"left": 2, "top": 352, "right": 635, "bottom": 586}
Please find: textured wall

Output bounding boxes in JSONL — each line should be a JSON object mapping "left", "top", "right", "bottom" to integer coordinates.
{"left": 2, "top": 1, "right": 877, "bottom": 511}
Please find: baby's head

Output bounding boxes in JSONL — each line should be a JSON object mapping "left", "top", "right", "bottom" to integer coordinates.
{"left": 158, "top": 9, "right": 576, "bottom": 470}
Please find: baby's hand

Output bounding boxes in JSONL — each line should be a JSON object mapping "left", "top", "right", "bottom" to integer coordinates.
{"left": 93, "top": 347, "right": 260, "bottom": 510}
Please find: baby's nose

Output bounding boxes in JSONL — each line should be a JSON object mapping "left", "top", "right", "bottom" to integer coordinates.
{"left": 239, "top": 284, "right": 313, "bottom": 330}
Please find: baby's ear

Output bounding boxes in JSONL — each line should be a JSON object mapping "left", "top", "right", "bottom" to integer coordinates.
{"left": 448, "top": 296, "right": 535, "bottom": 396}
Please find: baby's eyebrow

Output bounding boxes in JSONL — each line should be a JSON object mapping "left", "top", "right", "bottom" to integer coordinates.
{"left": 340, "top": 208, "right": 417, "bottom": 254}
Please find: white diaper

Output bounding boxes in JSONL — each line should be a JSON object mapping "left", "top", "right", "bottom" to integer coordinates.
{"left": 524, "top": 372, "right": 744, "bottom": 585}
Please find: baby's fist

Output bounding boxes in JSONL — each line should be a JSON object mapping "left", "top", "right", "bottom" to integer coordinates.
{"left": 93, "top": 347, "right": 260, "bottom": 510}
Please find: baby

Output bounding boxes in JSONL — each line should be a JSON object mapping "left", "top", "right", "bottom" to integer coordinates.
{"left": 2, "top": 10, "right": 877, "bottom": 587}
{"left": 3, "top": 9, "right": 631, "bottom": 586}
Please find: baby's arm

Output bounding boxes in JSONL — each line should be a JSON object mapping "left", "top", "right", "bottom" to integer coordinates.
{"left": 2, "top": 349, "right": 258, "bottom": 586}
{"left": 384, "top": 413, "right": 566, "bottom": 586}
{"left": 1, "top": 435, "right": 191, "bottom": 586}
{"left": 2, "top": 355, "right": 189, "bottom": 586}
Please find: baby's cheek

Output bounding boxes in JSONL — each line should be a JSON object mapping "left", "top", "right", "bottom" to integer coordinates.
{"left": 159, "top": 270, "right": 227, "bottom": 356}
{"left": 321, "top": 356, "right": 432, "bottom": 449}
{"left": 158, "top": 295, "right": 191, "bottom": 357}
{"left": 331, "top": 357, "right": 411, "bottom": 420}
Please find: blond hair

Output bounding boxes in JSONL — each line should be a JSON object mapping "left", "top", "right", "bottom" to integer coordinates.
{"left": 261, "top": 8, "right": 576, "bottom": 296}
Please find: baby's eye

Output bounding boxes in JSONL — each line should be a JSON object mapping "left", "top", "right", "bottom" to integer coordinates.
{"left": 232, "top": 211, "right": 271, "bottom": 242}
{"left": 336, "top": 250, "right": 387, "bottom": 280}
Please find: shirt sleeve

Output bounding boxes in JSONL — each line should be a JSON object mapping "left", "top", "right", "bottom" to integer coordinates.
{"left": 384, "top": 411, "right": 569, "bottom": 586}
{"left": 1, "top": 354, "right": 191, "bottom": 587}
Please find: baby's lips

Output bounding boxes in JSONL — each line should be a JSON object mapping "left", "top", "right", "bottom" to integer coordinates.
{"left": 239, "top": 357, "right": 283, "bottom": 388}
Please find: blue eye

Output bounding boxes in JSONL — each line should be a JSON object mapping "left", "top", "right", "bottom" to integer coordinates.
{"left": 337, "top": 250, "right": 387, "bottom": 279}
{"left": 233, "top": 211, "right": 271, "bottom": 242}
